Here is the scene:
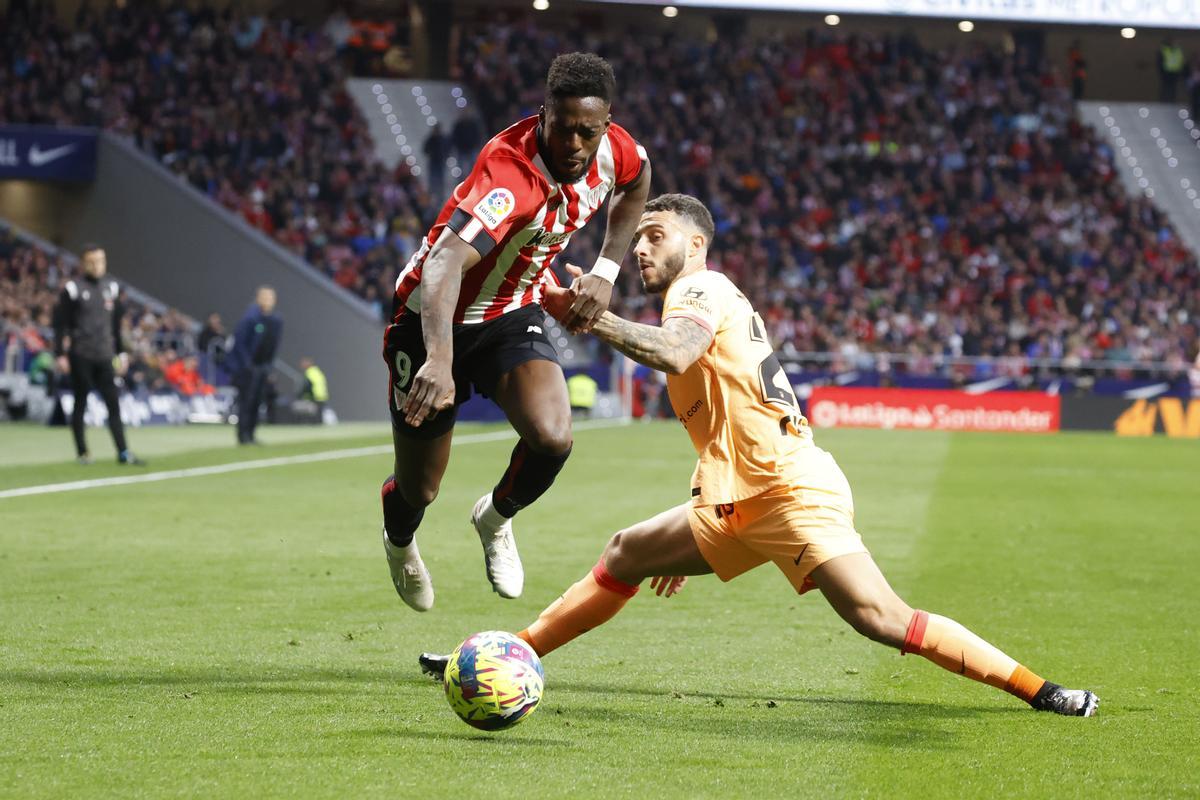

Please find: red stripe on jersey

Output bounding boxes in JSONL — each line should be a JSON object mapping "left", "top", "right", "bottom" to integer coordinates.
{"left": 482, "top": 182, "right": 584, "bottom": 320}
{"left": 394, "top": 266, "right": 422, "bottom": 311}
{"left": 481, "top": 204, "right": 555, "bottom": 322}
{"left": 519, "top": 276, "right": 539, "bottom": 308}
{"left": 455, "top": 249, "right": 504, "bottom": 321}
{"left": 483, "top": 184, "right": 585, "bottom": 320}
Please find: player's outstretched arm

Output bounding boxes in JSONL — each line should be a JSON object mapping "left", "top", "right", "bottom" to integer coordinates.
{"left": 565, "top": 162, "right": 652, "bottom": 332}
{"left": 590, "top": 311, "right": 712, "bottom": 375}
{"left": 401, "top": 229, "right": 481, "bottom": 427}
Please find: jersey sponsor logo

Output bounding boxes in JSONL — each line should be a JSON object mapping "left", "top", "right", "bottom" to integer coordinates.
{"left": 474, "top": 188, "right": 516, "bottom": 230}
{"left": 679, "top": 297, "right": 713, "bottom": 315}
{"left": 677, "top": 398, "right": 703, "bottom": 425}
{"left": 528, "top": 229, "right": 571, "bottom": 248}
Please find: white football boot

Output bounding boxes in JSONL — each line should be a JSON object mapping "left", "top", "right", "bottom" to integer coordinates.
{"left": 471, "top": 493, "right": 524, "bottom": 599}
{"left": 382, "top": 527, "right": 434, "bottom": 612}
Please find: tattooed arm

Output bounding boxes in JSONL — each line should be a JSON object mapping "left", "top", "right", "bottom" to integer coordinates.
{"left": 591, "top": 313, "right": 713, "bottom": 375}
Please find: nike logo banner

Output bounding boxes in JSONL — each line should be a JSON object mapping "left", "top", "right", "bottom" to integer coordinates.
{"left": 0, "top": 125, "right": 98, "bottom": 181}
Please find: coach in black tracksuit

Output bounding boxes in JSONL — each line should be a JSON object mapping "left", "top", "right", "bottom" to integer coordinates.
{"left": 52, "top": 244, "right": 142, "bottom": 465}
{"left": 226, "top": 286, "right": 282, "bottom": 445}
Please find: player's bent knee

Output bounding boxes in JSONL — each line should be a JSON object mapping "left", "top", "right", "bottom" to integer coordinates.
{"left": 845, "top": 602, "right": 911, "bottom": 648}
{"left": 524, "top": 422, "right": 573, "bottom": 456}
{"left": 399, "top": 480, "right": 439, "bottom": 509}
{"left": 602, "top": 530, "right": 643, "bottom": 584}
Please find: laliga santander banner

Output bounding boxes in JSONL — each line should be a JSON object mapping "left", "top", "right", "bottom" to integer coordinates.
{"left": 808, "top": 387, "right": 1061, "bottom": 433}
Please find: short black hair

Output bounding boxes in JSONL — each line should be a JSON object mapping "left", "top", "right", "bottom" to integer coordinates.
{"left": 545, "top": 52, "right": 616, "bottom": 106}
{"left": 79, "top": 242, "right": 103, "bottom": 255}
{"left": 645, "top": 194, "right": 715, "bottom": 246}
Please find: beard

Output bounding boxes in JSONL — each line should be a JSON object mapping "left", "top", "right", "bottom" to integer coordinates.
{"left": 640, "top": 248, "right": 686, "bottom": 293}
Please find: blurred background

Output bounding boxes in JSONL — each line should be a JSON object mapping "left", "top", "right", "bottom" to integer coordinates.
{"left": 2, "top": 0, "right": 1198, "bottom": 436}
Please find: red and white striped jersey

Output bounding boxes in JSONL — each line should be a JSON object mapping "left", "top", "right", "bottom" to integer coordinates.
{"left": 392, "top": 115, "right": 648, "bottom": 325}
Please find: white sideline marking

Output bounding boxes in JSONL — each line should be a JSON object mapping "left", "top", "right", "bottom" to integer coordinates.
{"left": 0, "top": 419, "right": 629, "bottom": 501}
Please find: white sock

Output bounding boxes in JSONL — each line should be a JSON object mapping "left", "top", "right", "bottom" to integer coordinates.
{"left": 479, "top": 493, "right": 511, "bottom": 528}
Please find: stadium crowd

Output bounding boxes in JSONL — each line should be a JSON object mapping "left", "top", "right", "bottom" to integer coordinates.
{"left": 0, "top": 226, "right": 209, "bottom": 396}
{"left": 459, "top": 21, "right": 1200, "bottom": 377}
{"left": 3, "top": 3, "right": 1198, "bottom": 378}
{"left": 2, "top": 0, "right": 429, "bottom": 312}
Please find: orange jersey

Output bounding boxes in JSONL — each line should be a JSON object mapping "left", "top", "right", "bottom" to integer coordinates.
{"left": 662, "top": 268, "right": 814, "bottom": 505}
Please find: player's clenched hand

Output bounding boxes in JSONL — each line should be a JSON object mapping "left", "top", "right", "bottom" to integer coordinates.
{"left": 649, "top": 575, "right": 687, "bottom": 597}
{"left": 565, "top": 271, "right": 614, "bottom": 334}
{"left": 541, "top": 281, "right": 577, "bottom": 325}
{"left": 403, "top": 359, "right": 455, "bottom": 427}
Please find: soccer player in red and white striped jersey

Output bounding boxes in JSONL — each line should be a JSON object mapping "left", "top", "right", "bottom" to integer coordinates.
{"left": 380, "top": 53, "right": 651, "bottom": 612}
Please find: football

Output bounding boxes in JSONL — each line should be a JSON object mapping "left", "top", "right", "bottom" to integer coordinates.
{"left": 443, "top": 631, "right": 544, "bottom": 730}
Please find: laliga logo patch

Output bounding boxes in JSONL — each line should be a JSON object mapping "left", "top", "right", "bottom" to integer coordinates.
{"left": 474, "top": 188, "right": 515, "bottom": 230}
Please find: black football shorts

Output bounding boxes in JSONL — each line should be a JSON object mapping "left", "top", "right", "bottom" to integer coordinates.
{"left": 383, "top": 303, "right": 561, "bottom": 438}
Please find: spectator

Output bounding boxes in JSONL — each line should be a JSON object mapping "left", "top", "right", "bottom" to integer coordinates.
{"left": 197, "top": 312, "right": 225, "bottom": 355}
{"left": 164, "top": 354, "right": 215, "bottom": 396}
{"left": 225, "top": 286, "right": 282, "bottom": 445}
{"left": 566, "top": 372, "right": 598, "bottom": 418}
{"left": 1188, "top": 57, "right": 1200, "bottom": 122}
{"left": 422, "top": 123, "right": 449, "bottom": 197}
{"left": 451, "top": 110, "right": 483, "bottom": 170}
{"left": 1160, "top": 38, "right": 1186, "bottom": 103}
{"left": 298, "top": 356, "right": 329, "bottom": 416}
{"left": 1068, "top": 41, "right": 1087, "bottom": 101}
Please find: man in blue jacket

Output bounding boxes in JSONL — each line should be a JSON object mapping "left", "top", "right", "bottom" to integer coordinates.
{"left": 226, "top": 286, "right": 282, "bottom": 445}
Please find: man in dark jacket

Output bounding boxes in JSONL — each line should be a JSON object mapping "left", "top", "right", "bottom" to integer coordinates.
{"left": 52, "top": 244, "right": 143, "bottom": 465}
{"left": 226, "top": 286, "right": 282, "bottom": 445}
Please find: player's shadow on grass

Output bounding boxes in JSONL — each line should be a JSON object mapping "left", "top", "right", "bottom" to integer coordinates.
{"left": 0, "top": 665, "right": 436, "bottom": 695}
{"left": 558, "top": 701, "right": 976, "bottom": 749}
{"left": 556, "top": 679, "right": 1019, "bottom": 716}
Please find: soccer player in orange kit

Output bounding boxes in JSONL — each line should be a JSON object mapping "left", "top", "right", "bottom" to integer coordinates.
{"left": 421, "top": 194, "right": 1099, "bottom": 717}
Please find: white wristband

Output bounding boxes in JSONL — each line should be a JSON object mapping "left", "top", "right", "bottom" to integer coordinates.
{"left": 589, "top": 257, "right": 621, "bottom": 284}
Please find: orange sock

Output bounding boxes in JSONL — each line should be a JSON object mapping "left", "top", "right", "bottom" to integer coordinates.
{"left": 516, "top": 558, "right": 638, "bottom": 657}
{"left": 902, "top": 610, "right": 1046, "bottom": 703}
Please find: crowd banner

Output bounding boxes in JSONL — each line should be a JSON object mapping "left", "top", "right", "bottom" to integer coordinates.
{"left": 807, "top": 387, "right": 1061, "bottom": 433}
{"left": 1061, "top": 396, "right": 1200, "bottom": 438}
{"left": 0, "top": 125, "right": 98, "bottom": 182}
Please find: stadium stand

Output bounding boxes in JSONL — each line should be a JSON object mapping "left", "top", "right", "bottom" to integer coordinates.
{"left": 0, "top": 221, "right": 208, "bottom": 420}
{"left": 455, "top": 21, "right": 1199, "bottom": 387}
{"left": 3, "top": 4, "right": 1197, "bottom": 392}
{"left": 1, "top": 1, "right": 424, "bottom": 316}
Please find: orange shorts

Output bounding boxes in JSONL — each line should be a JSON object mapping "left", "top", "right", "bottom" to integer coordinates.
{"left": 688, "top": 457, "right": 867, "bottom": 595}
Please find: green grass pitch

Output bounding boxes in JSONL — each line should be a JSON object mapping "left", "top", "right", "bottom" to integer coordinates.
{"left": 0, "top": 421, "right": 1196, "bottom": 798}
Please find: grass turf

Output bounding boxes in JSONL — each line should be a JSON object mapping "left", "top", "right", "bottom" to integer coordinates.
{"left": 0, "top": 422, "right": 1196, "bottom": 798}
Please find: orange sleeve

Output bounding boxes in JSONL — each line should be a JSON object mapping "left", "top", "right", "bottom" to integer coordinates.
{"left": 662, "top": 275, "right": 723, "bottom": 335}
